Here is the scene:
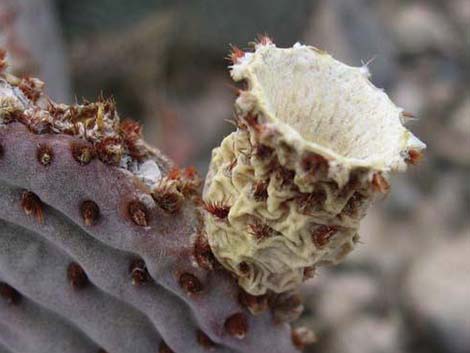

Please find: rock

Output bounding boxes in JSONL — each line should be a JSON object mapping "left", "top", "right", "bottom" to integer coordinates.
{"left": 404, "top": 235, "right": 470, "bottom": 353}
{"left": 391, "top": 2, "right": 459, "bottom": 54}
{"left": 302, "top": 272, "right": 380, "bottom": 330}
{"left": 432, "top": 96, "right": 470, "bottom": 166}
{"left": 0, "top": 0, "right": 71, "bottom": 102}
{"left": 304, "top": 0, "right": 397, "bottom": 88}
{"left": 323, "top": 315, "right": 404, "bottom": 353}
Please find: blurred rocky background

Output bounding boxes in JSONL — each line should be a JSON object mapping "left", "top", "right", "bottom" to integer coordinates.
{"left": 1, "top": 0, "right": 469, "bottom": 352}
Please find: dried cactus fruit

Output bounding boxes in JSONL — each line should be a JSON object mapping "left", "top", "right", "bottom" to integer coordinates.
{"left": 203, "top": 40, "right": 425, "bottom": 295}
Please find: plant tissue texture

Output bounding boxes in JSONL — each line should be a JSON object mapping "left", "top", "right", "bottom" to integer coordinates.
{"left": 0, "top": 38, "right": 424, "bottom": 353}
{"left": 204, "top": 39, "right": 425, "bottom": 295}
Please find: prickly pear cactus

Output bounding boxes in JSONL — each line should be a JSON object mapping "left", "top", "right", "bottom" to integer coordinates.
{"left": 0, "top": 36, "right": 424, "bottom": 353}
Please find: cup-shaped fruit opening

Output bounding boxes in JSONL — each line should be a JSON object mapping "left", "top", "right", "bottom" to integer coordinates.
{"left": 236, "top": 44, "right": 422, "bottom": 168}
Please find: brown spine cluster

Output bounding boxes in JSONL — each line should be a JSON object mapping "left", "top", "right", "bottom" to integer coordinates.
{"left": 37, "top": 144, "right": 54, "bottom": 166}
{"left": 96, "top": 136, "right": 123, "bottom": 166}
{"left": 193, "top": 233, "right": 217, "bottom": 270}
{"left": 80, "top": 200, "right": 100, "bottom": 226}
{"left": 0, "top": 282, "right": 22, "bottom": 305}
{"left": 127, "top": 201, "right": 149, "bottom": 227}
{"left": 203, "top": 201, "right": 231, "bottom": 220}
{"left": 311, "top": 225, "right": 338, "bottom": 248}
{"left": 239, "top": 290, "right": 269, "bottom": 315}
{"left": 249, "top": 222, "right": 272, "bottom": 240}
{"left": 224, "top": 313, "right": 248, "bottom": 339}
{"left": 67, "top": 262, "right": 89, "bottom": 290}
{"left": 406, "top": 149, "right": 424, "bottom": 165}
{"left": 18, "top": 77, "right": 44, "bottom": 103}
{"left": 120, "top": 119, "right": 146, "bottom": 161}
{"left": 71, "top": 142, "right": 95, "bottom": 165}
{"left": 152, "top": 166, "right": 201, "bottom": 213}
{"left": 129, "top": 259, "right": 150, "bottom": 286}
{"left": 228, "top": 46, "right": 245, "bottom": 64}
{"left": 0, "top": 49, "right": 7, "bottom": 72}
{"left": 371, "top": 173, "right": 390, "bottom": 193}
{"left": 21, "top": 191, "right": 44, "bottom": 223}
{"left": 178, "top": 273, "right": 203, "bottom": 295}
{"left": 291, "top": 327, "right": 316, "bottom": 350}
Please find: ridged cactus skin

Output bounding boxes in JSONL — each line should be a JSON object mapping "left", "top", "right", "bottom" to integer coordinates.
{"left": 0, "top": 52, "right": 300, "bottom": 353}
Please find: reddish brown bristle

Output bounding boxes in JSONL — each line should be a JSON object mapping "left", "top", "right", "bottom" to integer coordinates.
{"left": 303, "top": 266, "right": 316, "bottom": 281}
{"left": 402, "top": 111, "right": 415, "bottom": 119}
{"left": 71, "top": 142, "right": 95, "bottom": 165}
{"left": 228, "top": 45, "right": 245, "bottom": 64}
{"left": 67, "top": 262, "right": 89, "bottom": 290}
{"left": 312, "top": 225, "right": 338, "bottom": 248}
{"left": 227, "top": 158, "right": 237, "bottom": 172}
{"left": 291, "top": 327, "right": 316, "bottom": 350}
{"left": 238, "top": 290, "right": 268, "bottom": 315}
{"left": 37, "top": 144, "right": 54, "bottom": 166}
{"left": 177, "top": 180, "right": 201, "bottom": 199}
{"left": 179, "top": 273, "right": 203, "bottom": 295}
{"left": 152, "top": 187, "right": 183, "bottom": 214}
{"left": 224, "top": 313, "right": 248, "bottom": 339}
{"left": 46, "top": 99, "right": 67, "bottom": 119}
{"left": 184, "top": 166, "right": 198, "bottom": 179}
{"left": 196, "top": 330, "right": 216, "bottom": 350}
{"left": 168, "top": 168, "right": 181, "bottom": 180}
{"left": 271, "top": 292, "right": 304, "bottom": 324}
{"left": 193, "top": 233, "right": 217, "bottom": 270}
{"left": 203, "top": 201, "right": 231, "bottom": 219}
{"left": 120, "top": 119, "right": 142, "bottom": 137}
{"left": 120, "top": 119, "right": 146, "bottom": 161}
{"left": 129, "top": 258, "right": 150, "bottom": 286}
{"left": 21, "top": 191, "right": 44, "bottom": 223}
{"left": 0, "top": 49, "right": 7, "bottom": 72}
{"left": 342, "top": 192, "right": 364, "bottom": 217}
{"left": 0, "top": 282, "right": 21, "bottom": 305}
{"left": 297, "top": 191, "right": 327, "bottom": 214}
{"left": 253, "top": 180, "right": 268, "bottom": 201}
{"left": 277, "top": 166, "right": 295, "bottom": 187}
{"left": 69, "top": 102, "right": 98, "bottom": 123}
{"left": 371, "top": 173, "right": 390, "bottom": 193}
{"left": 254, "top": 144, "right": 273, "bottom": 160}
{"left": 244, "top": 113, "right": 265, "bottom": 134}
{"left": 225, "top": 83, "right": 244, "bottom": 97}
{"left": 127, "top": 201, "right": 149, "bottom": 227}
{"left": 406, "top": 149, "right": 423, "bottom": 165}
{"left": 301, "top": 153, "right": 328, "bottom": 174}
{"left": 256, "top": 34, "right": 273, "bottom": 46}
{"left": 249, "top": 222, "right": 272, "bottom": 240}
{"left": 97, "top": 93, "right": 116, "bottom": 115}
{"left": 95, "top": 136, "right": 123, "bottom": 166}
{"left": 80, "top": 200, "right": 100, "bottom": 226}
{"left": 18, "top": 77, "right": 43, "bottom": 102}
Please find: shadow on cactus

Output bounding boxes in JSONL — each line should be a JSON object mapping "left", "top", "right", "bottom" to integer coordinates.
{"left": 0, "top": 37, "right": 424, "bottom": 353}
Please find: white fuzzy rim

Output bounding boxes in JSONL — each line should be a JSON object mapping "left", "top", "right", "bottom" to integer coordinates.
{"left": 231, "top": 42, "right": 425, "bottom": 173}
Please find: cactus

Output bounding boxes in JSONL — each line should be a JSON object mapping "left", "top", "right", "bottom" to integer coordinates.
{"left": 0, "top": 37, "right": 424, "bottom": 353}
{"left": 203, "top": 39, "right": 425, "bottom": 295}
